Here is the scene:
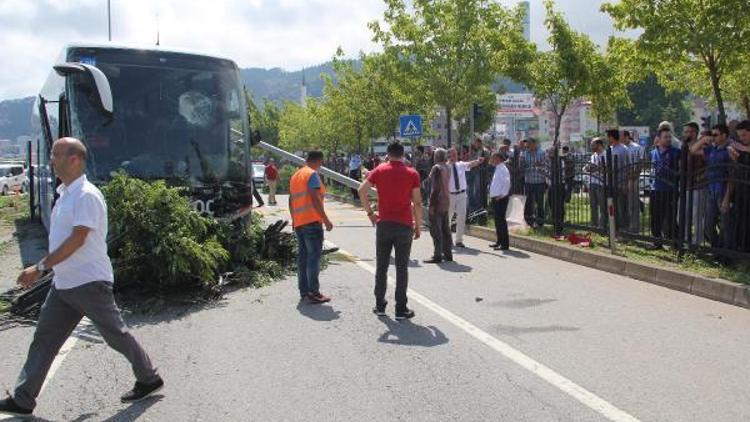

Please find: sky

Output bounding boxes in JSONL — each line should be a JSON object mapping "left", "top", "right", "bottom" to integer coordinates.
{"left": 0, "top": 0, "right": 624, "bottom": 101}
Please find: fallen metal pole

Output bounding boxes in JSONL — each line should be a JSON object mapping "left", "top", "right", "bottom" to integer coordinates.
{"left": 257, "top": 141, "right": 375, "bottom": 195}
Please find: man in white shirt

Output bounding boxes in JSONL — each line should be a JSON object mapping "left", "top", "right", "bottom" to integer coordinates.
{"left": 447, "top": 147, "right": 484, "bottom": 247}
{"left": 349, "top": 153, "right": 363, "bottom": 201}
{"left": 489, "top": 152, "right": 512, "bottom": 250}
{"left": 586, "top": 138, "right": 607, "bottom": 229}
{"left": 0, "top": 138, "right": 163, "bottom": 418}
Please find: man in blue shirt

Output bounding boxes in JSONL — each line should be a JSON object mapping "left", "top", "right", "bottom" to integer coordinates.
{"left": 690, "top": 123, "right": 733, "bottom": 248}
{"left": 650, "top": 128, "right": 681, "bottom": 248}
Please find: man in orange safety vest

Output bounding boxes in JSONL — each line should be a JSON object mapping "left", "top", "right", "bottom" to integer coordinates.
{"left": 289, "top": 151, "right": 334, "bottom": 304}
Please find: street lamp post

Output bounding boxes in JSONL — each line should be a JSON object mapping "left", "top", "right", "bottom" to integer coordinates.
{"left": 107, "top": 0, "right": 112, "bottom": 41}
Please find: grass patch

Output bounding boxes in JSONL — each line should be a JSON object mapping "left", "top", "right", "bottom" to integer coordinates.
{"left": 0, "top": 194, "right": 29, "bottom": 225}
{"left": 509, "top": 224, "right": 750, "bottom": 285}
{"left": 0, "top": 194, "right": 26, "bottom": 209}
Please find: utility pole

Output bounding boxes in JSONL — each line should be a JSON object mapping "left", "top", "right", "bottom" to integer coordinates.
{"left": 107, "top": 0, "right": 112, "bottom": 41}
{"left": 156, "top": 12, "right": 160, "bottom": 46}
{"left": 469, "top": 104, "right": 475, "bottom": 146}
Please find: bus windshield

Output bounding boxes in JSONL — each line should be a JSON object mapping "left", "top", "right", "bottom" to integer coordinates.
{"left": 66, "top": 48, "right": 248, "bottom": 183}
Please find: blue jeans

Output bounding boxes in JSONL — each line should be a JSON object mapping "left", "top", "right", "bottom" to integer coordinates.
{"left": 295, "top": 223, "right": 324, "bottom": 297}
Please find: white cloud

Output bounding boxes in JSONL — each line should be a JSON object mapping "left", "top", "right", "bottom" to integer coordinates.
{"left": 0, "top": 0, "right": 626, "bottom": 100}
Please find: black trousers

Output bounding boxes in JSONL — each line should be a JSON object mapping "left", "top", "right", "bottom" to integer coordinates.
{"left": 493, "top": 196, "right": 510, "bottom": 249}
{"left": 375, "top": 222, "right": 413, "bottom": 311}
{"left": 650, "top": 190, "right": 677, "bottom": 244}
{"left": 429, "top": 211, "right": 453, "bottom": 260}
{"left": 349, "top": 170, "right": 361, "bottom": 200}
{"left": 252, "top": 186, "right": 264, "bottom": 207}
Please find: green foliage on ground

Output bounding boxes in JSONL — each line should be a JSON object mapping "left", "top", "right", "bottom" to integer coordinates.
{"left": 102, "top": 173, "right": 297, "bottom": 295}
{"left": 0, "top": 299, "right": 9, "bottom": 314}
{"left": 102, "top": 173, "right": 229, "bottom": 291}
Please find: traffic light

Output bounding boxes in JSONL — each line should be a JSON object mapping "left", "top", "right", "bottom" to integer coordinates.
{"left": 700, "top": 115, "right": 712, "bottom": 130}
{"left": 472, "top": 103, "right": 483, "bottom": 120}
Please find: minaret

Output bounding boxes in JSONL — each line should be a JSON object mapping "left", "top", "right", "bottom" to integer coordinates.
{"left": 300, "top": 68, "right": 307, "bottom": 106}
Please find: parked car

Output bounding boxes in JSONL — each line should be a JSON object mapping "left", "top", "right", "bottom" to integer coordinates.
{"left": 0, "top": 164, "right": 26, "bottom": 195}
{"left": 252, "top": 163, "right": 266, "bottom": 188}
{"left": 573, "top": 174, "right": 591, "bottom": 193}
{"left": 639, "top": 169, "right": 655, "bottom": 195}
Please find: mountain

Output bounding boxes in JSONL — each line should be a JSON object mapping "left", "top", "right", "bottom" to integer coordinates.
{"left": 0, "top": 97, "right": 35, "bottom": 141}
{"left": 242, "top": 62, "right": 336, "bottom": 104}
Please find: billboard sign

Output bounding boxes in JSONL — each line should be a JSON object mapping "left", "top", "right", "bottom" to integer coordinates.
{"left": 498, "top": 94, "right": 536, "bottom": 118}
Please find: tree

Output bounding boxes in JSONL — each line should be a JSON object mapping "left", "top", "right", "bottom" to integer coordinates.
{"left": 602, "top": 0, "right": 750, "bottom": 124}
{"left": 525, "top": 0, "right": 596, "bottom": 145}
{"left": 586, "top": 38, "right": 631, "bottom": 132}
{"left": 724, "top": 61, "right": 750, "bottom": 120}
{"left": 616, "top": 73, "right": 691, "bottom": 134}
{"left": 370, "top": 0, "right": 529, "bottom": 147}
{"left": 277, "top": 100, "right": 327, "bottom": 153}
{"left": 246, "top": 91, "right": 282, "bottom": 145}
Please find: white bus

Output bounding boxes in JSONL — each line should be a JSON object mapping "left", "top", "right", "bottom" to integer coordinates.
{"left": 31, "top": 44, "right": 253, "bottom": 228}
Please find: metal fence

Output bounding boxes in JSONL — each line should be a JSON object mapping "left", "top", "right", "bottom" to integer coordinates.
{"left": 485, "top": 145, "right": 750, "bottom": 260}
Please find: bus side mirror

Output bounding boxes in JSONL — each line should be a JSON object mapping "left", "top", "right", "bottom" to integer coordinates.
{"left": 53, "top": 62, "right": 114, "bottom": 117}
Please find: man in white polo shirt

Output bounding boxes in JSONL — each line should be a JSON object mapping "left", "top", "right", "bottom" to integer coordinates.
{"left": 447, "top": 147, "right": 484, "bottom": 248}
{"left": 0, "top": 138, "right": 163, "bottom": 418}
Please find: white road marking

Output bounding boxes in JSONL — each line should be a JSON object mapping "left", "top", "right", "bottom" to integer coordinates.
{"left": 39, "top": 318, "right": 92, "bottom": 395}
{"left": 326, "top": 241, "right": 640, "bottom": 422}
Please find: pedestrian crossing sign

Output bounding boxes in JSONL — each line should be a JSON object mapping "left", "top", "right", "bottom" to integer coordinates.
{"left": 400, "top": 115, "right": 423, "bottom": 138}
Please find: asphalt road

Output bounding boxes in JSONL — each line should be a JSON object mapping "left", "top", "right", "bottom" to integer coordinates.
{"left": 2, "top": 195, "right": 750, "bottom": 421}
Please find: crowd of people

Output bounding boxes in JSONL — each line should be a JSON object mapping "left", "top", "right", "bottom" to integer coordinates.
{"left": 500, "top": 120, "right": 750, "bottom": 253}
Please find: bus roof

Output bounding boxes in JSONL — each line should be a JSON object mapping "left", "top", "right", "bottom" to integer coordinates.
{"left": 62, "top": 43, "right": 240, "bottom": 66}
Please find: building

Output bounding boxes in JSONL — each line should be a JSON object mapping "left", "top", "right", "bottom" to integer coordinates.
{"left": 539, "top": 99, "right": 599, "bottom": 148}
{"left": 519, "top": 1, "right": 531, "bottom": 41}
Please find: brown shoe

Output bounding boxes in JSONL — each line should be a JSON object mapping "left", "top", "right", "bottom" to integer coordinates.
{"left": 308, "top": 293, "right": 331, "bottom": 304}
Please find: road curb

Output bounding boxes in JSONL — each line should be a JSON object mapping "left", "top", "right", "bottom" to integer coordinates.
{"left": 466, "top": 225, "right": 750, "bottom": 310}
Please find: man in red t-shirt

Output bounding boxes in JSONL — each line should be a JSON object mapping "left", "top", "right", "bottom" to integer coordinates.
{"left": 358, "top": 142, "right": 422, "bottom": 320}
{"left": 264, "top": 159, "right": 279, "bottom": 206}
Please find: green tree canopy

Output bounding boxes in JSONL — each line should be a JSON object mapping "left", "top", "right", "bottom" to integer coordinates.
{"left": 616, "top": 73, "right": 691, "bottom": 134}
{"left": 602, "top": 0, "right": 750, "bottom": 124}
{"left": 525, "top": 0, "right": 597, "bottom": 145}
{"left": 370, "top": 0, "right": 529, "bottom": 146}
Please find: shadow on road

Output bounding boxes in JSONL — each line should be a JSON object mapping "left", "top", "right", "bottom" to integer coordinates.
{"left": 493, "top": 324, "right": 579, "bottom": 336}
{"left": 491, "top": 298, "right": 557, "bottom": 309}
{"left": 296, "top": 302, "right": 341, "bottom": 321}
{"left": 452, "top": 247, "right": 507, "bottom": 260}
{"left": 389, "top": 257, "right": 422, "bottom": 268}
{"left": 436, "top": 261, "right": 472, "bottom": 273}
{"left": 377, "top": 317, "right": 449, "bottom": 347}
{"left": 501, "top": 249, "right": 531, "bottom": 259}
{"left": 101, "top": 395, "right": 163, "bottom": 421}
